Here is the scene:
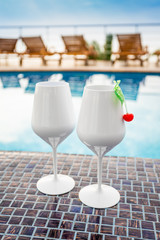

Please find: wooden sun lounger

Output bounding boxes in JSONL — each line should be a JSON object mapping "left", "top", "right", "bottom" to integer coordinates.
{"left": 0, "top": 38, "right": 17, "bottom": 54}
{"left": 0, "top": 38, "right": 18, "bottom": 65}
{"left": 112, "top": 34, "right": 148, "bottom": 66}
{"left": 20, "top": 36, "right": 56, "bottom": 66}
{"left": 60, "top": 35, "right": 96, "bottom": 66}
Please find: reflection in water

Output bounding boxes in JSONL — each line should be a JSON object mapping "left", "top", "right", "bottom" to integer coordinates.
{"left": 114, "top": 72, "right": 146, "bottom": 101}
{"left": 48, "top": 73, "right": 63, "bottom": 82}
{"left": 0, "top": 71, "right": 147, "bottom": 99}
{"left": 86, "top": 74, "right": 114, "bottom": 86}
{"left": 24, "top": 74, "right": 51, "bottom": 93}
{"left": 0, "top": 87, "right": 33, "bottom": 144}
{"left": 139, "top": 75, "right": 160, "bottom": 94}
{"left": 19, "top": 78, "right": 29, "bottom": 89}
{"left": 0, "top": 71, "right": 160, "bottom": 158}
{"left": 1, "top": 75, "right": 20, "bottom": 88}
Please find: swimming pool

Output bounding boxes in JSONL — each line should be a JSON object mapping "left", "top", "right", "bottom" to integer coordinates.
{"left": 0, "top": 71, "right": 160, "bottom": 159}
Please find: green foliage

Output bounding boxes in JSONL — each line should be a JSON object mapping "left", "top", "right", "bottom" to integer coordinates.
{"left": 104, "top": 34, "right": 113, "bottom": 60}
{"left": 91, "top": 40, "right": 101, "bottom": 54}
{"left": 88, "top": 40, "right": 101, "bottom": 59}
{"left": 88, "top": 34, "right": 113, "bottom": 60}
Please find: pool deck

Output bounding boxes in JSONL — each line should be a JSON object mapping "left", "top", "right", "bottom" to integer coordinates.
{"left": 0, "top": 58, "right": 160, "bottom": 73}
{"left": 0, "top": 151, "right": 160, "bottom": 240}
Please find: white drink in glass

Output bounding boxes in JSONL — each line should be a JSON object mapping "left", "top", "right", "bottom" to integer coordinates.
{"left": 32, "top": 81, "right": 75, "bottom": 195}
{"left": 77, "top": 84, "right": 125, "bottom": 208}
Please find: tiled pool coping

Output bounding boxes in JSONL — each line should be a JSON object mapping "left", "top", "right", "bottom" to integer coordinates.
{"left": 0, "top": 151, "right": 159, "bottom": 240}
{"left": 1, "top": 66, "right": 160, "bottom": 73}
{"left": 0, "top": 59, "right": 160, "bottom": 73}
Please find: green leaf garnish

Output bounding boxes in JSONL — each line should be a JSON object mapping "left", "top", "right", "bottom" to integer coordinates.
{"left": 114, "top": 80, "right": 125, "bottom": 105}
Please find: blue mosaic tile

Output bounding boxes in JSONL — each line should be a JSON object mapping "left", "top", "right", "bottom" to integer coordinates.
{"left": 0, "top": 151, "right": 159, "bottom": 240}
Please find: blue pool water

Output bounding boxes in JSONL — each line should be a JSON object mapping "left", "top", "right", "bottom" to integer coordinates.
{"left": 0, "top": 71, "right": 160, "bottom": 159}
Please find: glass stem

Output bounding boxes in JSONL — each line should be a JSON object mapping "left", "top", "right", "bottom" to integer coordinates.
{"left": 98, "top": 147, "right": 102, "bottom": 191}
{"left": 52, "top": 147, "right": 57, "bottom": 179}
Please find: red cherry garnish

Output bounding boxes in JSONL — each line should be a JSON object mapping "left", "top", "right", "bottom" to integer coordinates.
{"left": 123, "top": 113, "right": 134, "bottom": 122}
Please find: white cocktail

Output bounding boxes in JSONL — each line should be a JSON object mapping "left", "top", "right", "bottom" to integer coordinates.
{"left": 32, "top": 81, "right": 75, "bottom": 195}
{"left": 77, "top": 84, "right": 125, "bottom": 208}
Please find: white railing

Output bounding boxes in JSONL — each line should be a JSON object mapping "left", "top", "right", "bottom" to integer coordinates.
{"left": 0, "top": 23, "right": 160, "bottom": 53}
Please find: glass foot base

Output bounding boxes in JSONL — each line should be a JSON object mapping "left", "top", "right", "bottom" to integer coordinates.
{"left": 79, "top": 184, "right": 120, "bottom": 208}
{"left": 37, "top": 174, "right": 75, "bottom": 195}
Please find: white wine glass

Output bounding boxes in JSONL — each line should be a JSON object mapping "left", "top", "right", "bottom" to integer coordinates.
{"left": 32, "top": 81, "right": 75, "bottom": 195}
{"left": 77, "top": 84, "right": 125, "bottom": 208}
